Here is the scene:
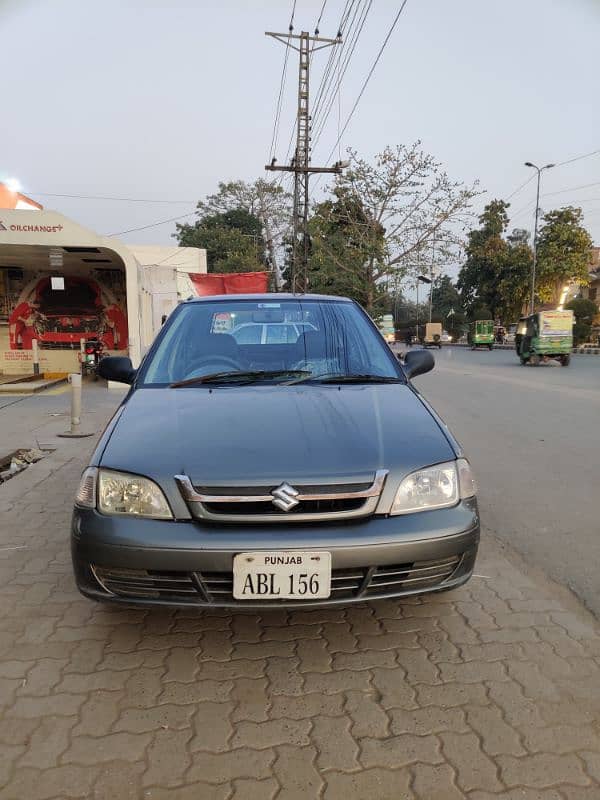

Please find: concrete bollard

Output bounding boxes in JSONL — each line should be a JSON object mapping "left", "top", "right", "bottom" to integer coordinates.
{"left": 32, "top": 338, "right": 40, "bottom": 376}
{"left": 69, "top": 372, "right": 82, "bottom": 433}
{"left": 58, "top": 373, "right": 94, "bottom": 438}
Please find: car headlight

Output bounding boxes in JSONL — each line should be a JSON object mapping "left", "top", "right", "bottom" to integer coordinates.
{"left": 390, "top": 458, "right": 476, "bottom": 515}
{"left": 75, "top": 467, "right": 173, "bottom": 519}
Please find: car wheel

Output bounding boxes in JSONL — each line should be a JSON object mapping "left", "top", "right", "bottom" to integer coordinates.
{"left": 560, "top": 354, "right": 571, "bottom": 367}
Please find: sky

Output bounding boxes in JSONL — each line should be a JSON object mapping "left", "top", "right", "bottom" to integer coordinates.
{"left": 2, "top": 0, "right": 599, "bottom": 258}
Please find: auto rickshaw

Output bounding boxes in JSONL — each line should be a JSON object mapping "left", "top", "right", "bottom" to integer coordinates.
{"left": 468, "top": 320, "right": 494, "bottom": 350}
{"left": 515, "top": 310, "right": 573, "bottom": 366}
{"left": 423, "top": 322, "right": 443, "bottom": 349}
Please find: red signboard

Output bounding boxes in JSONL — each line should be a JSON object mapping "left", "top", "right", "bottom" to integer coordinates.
{"left": 189, "top": 272, "right": 269, "bottom": 296}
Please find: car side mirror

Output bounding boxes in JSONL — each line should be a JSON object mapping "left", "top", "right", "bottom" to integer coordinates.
{"left": 401, "top": 349, "right": 435, "bottom": 379}
{"left": 98, "top": 356, "right": 136, "bottom": 384}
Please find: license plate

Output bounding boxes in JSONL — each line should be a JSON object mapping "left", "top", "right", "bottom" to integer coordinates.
{"left": 233, "top": 551, "right": 331, "bottom": 600}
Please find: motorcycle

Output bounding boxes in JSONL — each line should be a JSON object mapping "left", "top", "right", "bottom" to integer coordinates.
{"left": 80, "top": 339, "right": 105, "bottom": 380}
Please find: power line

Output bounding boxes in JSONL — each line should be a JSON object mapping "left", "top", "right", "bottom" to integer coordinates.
{"left": 556, "top": 148, "right": 600, "bottom": 168}
{"left": 510, "top": 182, "right": 600, "bottom": 219}
{"left": 32, "top": 191, "right": 196, "bottom": 204}
{"left": 503, "top": 147, "right": 600, "bottom": 203}
{"left": 312, "top": 0, "right": 410, "bottom": 198}
{"left": 107, "top": 211, "right": 198, "bottom": 237}
{"left": 310, "top": 1, "right": 355, "bottom": 122}
{"left": 505, "top": 175, "right": 535, "bottom": 201}
{"left": 314, "top": 0, "right": 328, "bottom": 33}
{"left": 269, "top": 45, "right": 292, "bottom": 161}
{"left": 324, "top": 0, "right": 409, "bottom": 160}
{"left": 311, "top": 0, "right": 373, "bottom": 151}
{"left": 543, "top": 180, "right": 600, "bottom": 197}
{"left": 312, "top": 0, "right": 366, "bottom": 132}
{"left": 268, "top": 1, "right": 297, "bottom": 161}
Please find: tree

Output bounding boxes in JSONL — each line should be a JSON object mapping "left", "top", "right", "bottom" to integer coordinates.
{"left": 309, "top": 143, "right": 479, "bottom": 314}
{"left": 175, "top": 209, "right": 265, "bottom": 274}
{"left": 565, "top": 297, "right": 598, "bottom": 345}
{"left": 306, "top": 187, "right": 387, "bottom": 312}
{"left": 536, "top": 207, "right": 593, "bottom": 305}
{"left": 445, "top": 310, "right": 468, "bottom": 343}
{"left": 194, "top": 180, "right": 292, "bottom": 288}
{"left": 430, "top": 274, "right": 461, "bottom": 320}
{"left": 457, "top": 200, "right": 532, "bottom": 323}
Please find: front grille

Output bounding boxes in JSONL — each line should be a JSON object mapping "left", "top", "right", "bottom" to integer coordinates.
{"left": 202, "top": 498, "right": 365, "bottom": 516}
{"left": 91, "top": 555, "right": 462, "bottom": 605}
{"left": 175, "top": 471, "right": 388, "bottom": 523}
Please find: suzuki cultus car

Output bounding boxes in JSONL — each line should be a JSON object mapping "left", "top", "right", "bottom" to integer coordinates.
{"left": 72, "top": 294, "right": 479, "bottom": 608}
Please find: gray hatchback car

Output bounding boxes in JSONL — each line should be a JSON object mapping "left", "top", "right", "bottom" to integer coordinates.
{"left": 72, "top": 294, "right": 479, "bottom": 607}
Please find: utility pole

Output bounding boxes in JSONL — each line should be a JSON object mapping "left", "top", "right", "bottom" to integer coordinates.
{"left": 265, "top": 30, "right": 343, "bottom": 292}
{"left": 524, "top": 161, "right": 555, "bottom": 314}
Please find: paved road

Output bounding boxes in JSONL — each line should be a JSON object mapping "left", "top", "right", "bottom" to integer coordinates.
{"left": 1, "top": 381, "right": 600, "bottom": 798}
{"left": 411, "top": 347, "right": 600, "bottom": 616}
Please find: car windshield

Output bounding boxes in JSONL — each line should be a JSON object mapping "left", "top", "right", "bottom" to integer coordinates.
{"left": 141, "top": 298, "right": 403, "bottom": 386}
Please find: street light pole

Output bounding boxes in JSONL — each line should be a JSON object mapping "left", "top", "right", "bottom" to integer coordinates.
{"left": 416, "top": 274, "right": 431, "bottom": 344}
{"left": 416, "top": 280, "right": 420, "bottom": 342}
{"left": 524, "top": 161, "right": 555, "bottom": 315}
{"left": 429, "top": 236, "right": 436, "bottom": 323}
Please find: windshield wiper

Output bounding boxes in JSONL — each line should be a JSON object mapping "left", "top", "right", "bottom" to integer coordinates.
{"left": 286, "top": 372, "right": 403, "bottom": 385}
{"left": 170, "top": 369, "right": 311, "bottom": 388}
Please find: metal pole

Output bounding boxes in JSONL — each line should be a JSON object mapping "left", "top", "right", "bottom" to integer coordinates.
{"left": 416, "top": 280, "right": 420, "bottom": 343}
{"left": 429, "top": 238, "right": 436, "bottom": 323}
{"left": 32, "top": 338, "right": 40, "bottom": 376}
{"left": 530, "top": 167, "right": 541, "bottom": 315}
{"left": 80, "top": 337, "right": 85, "bottom": 375}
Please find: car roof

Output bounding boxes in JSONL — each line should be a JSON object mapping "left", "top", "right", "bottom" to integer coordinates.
{"left": 183, "top": 293, "right": 353, "bottom": 304}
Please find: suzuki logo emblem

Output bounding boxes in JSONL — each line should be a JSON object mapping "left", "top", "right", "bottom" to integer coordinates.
{"left": 271, "top": 482, "right": 300, "bottom": 512}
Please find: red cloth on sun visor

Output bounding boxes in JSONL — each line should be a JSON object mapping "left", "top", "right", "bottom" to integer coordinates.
{"left": 189, "top": 272, "right": 269, "bottom": 296}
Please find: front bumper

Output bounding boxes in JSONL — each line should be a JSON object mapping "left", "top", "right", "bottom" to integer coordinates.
{"left": 71, "top": 499, "right": 479, "bottom": 608}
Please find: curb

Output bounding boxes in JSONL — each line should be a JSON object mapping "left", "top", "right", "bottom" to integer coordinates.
{"left": 445, "top": 344, "right": 600, "bottom": 356}
{"left": 0, "top": 376, "right": 67, "bottom": 394}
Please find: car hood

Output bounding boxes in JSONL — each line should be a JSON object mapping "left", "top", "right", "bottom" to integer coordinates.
{"left": 100, "top": 385, "right": 455, "bottom": 489}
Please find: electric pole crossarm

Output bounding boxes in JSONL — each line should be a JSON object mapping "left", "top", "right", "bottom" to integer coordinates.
{"left": 265, "top": 165, "right": 342, "bottom": 174}
{"left": 266, "top": 31, "right": 341, "bottom": 48}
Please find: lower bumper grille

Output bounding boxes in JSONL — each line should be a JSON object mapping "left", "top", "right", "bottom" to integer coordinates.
{"left": 92, "top": 554, "right": 463, "bottom": 605}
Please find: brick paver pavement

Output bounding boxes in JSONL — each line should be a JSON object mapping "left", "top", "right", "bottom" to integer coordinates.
{"left": 1, "top": 388, "right": 600, "bottom": 799}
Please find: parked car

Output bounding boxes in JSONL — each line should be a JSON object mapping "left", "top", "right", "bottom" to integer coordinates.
{"left": 230, "top": 321, "right": 317, "bottom": 344}
{"left": 73, "top": 293, "right": 479, "bottom": 608}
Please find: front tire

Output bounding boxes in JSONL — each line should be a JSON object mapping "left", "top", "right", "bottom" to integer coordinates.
{"left": 530, "top": 354, "right": 540, "bottom": 366}
{"left": 488, "top": 344, "right": 494, "bottom": 351}
{"left": 560, "top": 354, "right": 571, "bottom": 367}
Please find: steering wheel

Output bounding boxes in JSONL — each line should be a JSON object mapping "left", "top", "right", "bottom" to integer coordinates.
{"left": 183, "top": 355, "right": 241, "bottom": 380}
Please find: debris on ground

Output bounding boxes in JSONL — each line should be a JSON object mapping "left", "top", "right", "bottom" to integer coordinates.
{"left": 0, "top": 448, "right": 47, "bottom": 484}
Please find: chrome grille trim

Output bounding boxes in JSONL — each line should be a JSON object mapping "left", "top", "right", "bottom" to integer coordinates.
{"left": 175, "top": 470, "right": 388, "bottom": 523}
